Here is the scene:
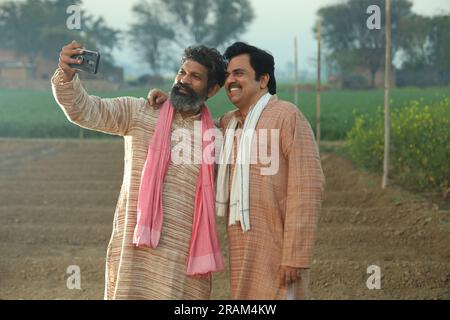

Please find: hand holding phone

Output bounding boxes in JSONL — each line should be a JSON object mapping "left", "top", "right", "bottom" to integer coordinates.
{"left": 58, "top": 41, "right": 100, "bottom": 82}
{"left": 69, "top": 49, "right": 100, "bottom": 74}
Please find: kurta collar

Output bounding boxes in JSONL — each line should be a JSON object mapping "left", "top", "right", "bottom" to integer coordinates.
{"left": 173, "top": 109, "right": 201, "bottom": 124}
{"left": 232, "top": 94, "right": 278, "bottom": 126}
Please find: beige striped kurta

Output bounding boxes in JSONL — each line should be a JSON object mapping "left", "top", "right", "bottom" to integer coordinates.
{"left": 219, "top": 96, "right": 325, "bottom": 300}
{"left": 51, "top": 68, "right": 213, "bottom": 299}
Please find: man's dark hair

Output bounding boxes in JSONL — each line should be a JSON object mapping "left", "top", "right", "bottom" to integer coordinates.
{"left": 223, "top": 42, "right": 276, "bottom": 95}
{"left": 181, "top": 45, "right": 227, "bottom": 91}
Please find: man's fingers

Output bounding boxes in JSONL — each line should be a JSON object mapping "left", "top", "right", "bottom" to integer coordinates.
{"left": 59, "top": 54, "right": 81, "bottom": 65}
{"left": 288, "top": 269, "right": 299, "bottom": 284}
{"left": 62, "top": 48, "right": 84, "bottom": 57}
{"left": 58, "top": 60, "right": 75, "bottom": 73}
{"left": 148, "top": 95, "right": 157, "bottom": 108}
{"left": 147, "top": 89, "right": 168, "bottom": 110}
{"left": 150, "top": 90, "right": 168, "bottom": 100}
{"left": 279, "top": 270, "right": 286, "bottom": 287}
{"left": 61, "top": 49, "right": 83, "bottom": 63}
{"left": 58, "top": 57, "right": 78, "bottom": 74}
{"left": 58, "top": 58, "right": 69, "bottom": 69}
{"left": 290, "top": 271, "right": 298, "bottom": 284}
{"left": 279, "top": 267, "right": 301, "bottom": 287}
{"left": 148, "top": 90, "right": 160, "bottom": 99}
{"left": 285, "top": 272, "right": 292, "bottom": 285}
{"left": 147, "top": 90, "right": 155, "bottom": 102}
{"left": 60, "top": 43, "right": 84, "bottom": 66}
{"left": 68, "top": 40, "right": 83, "bottom": 49}
{"left": 58, "top": 61, "right": 72, "bottom": 77}
{"left": 61, "top": 42, "right": 83, "bottom": 57}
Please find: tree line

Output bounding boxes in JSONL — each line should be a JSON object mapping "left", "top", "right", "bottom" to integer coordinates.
{"left": 1, "top": 0, "right": 448, "bottom": 87}
{"left": 0, "top": 0, "right": 253, "bottom": 77}
{"left": 318, "top": 0, "right": 450, "bottom": 88}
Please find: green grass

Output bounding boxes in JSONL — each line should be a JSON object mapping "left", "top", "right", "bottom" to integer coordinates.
{"left": 0, "top": 86, "right": 172, "bottom": 139}
{"left": 0, "top": 84, "right": 448, "bottom": 140}
{"left": 274, "top": 86, "right": 450, "bottom": 140}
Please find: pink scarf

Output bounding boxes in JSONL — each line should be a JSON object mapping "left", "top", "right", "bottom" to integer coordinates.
{"left": 133, "top": 100, "right": 224, "bottom": 276}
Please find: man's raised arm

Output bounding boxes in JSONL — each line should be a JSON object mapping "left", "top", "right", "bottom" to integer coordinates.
{"left": 51, "top": 41, "right": 147, "bottom": 136}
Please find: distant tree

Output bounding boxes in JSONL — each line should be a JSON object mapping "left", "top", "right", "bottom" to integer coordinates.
{"left": 429, "top": 15, "right": 450, "bottom": 82}
{"left": 0, "top": 0, "right": 120, "bottom": 74}
{"left": 129, "top": 0, "right": 254, "bottom": 75}
{"left": 317, "top": 0, "right": 413, "bottom": 88}
{"left": 129, "top": 1, "right": 176, "bottom": 76}
{"left": 82, "top": 15, "right": 121, "bottom": 63}
{"left": 0, "top": 0, "right": 57, "bottom": 68}
{"left": 397, "top": 14, "right": 450, "bottom": 86}
{"left": 211, "top": 0, "right": 254, "bottom": 47}
{"left": 397, "top": 15, "right": 432, "bottom": 66}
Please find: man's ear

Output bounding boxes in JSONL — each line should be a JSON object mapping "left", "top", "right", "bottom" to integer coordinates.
{"left": 207, "top": 84, "right": 221, "bottom": 99}
{"left": 260, "top": 73, "right": 270, "bottom": 90}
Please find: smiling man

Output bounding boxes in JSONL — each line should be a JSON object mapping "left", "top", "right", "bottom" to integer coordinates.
{"left": 216, "top": 42, "right": 325, "bottom": 300}
{"left": 148, "top": 42, "right": 325, "bottom": 300}
{"left": 52, "top": 41, "right": 226, "bottom": 299}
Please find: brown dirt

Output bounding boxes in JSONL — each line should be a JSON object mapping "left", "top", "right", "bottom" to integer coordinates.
{"left": 0, "top": 139, "right": 448, "bottom": 300}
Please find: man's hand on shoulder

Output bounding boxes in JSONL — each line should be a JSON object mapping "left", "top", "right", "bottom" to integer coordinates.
{"left": 147, "top": 89, "right": 168, "bottom": 110}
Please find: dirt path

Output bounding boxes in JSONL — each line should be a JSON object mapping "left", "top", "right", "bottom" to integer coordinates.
{"left": 0, "top": 139, "right": 448, "bottom": 299}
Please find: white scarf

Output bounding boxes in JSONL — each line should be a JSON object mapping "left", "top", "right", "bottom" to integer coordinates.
{"left": 216, "top": 93, "right": 272, "bottom": 231}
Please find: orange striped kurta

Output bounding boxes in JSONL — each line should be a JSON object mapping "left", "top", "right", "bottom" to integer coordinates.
{"left": 51, "top": 68, "right": 213, "bottom": 299}
{"left": 219, "top": 96, "right": 325, "bottom": 300}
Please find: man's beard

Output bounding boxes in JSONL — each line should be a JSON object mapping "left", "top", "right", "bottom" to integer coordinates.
{"left": 169, "top": 83, "right": 206, "bottom": 113}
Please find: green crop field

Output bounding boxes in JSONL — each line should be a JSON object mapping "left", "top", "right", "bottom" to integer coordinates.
{"left": 0, "top": 84, "right": 448, "bottom": 140}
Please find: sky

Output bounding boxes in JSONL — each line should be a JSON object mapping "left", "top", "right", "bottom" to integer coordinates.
{"left": 79, "top": 0, "right": 450, "bottom": 79}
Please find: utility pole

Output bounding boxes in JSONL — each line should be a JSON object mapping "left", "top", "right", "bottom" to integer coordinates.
{"left": 316, "top": 19, "right": 322, "bottom": 145}
{"left": 382, "top": 0, "right": 392, "bottom": 189}
{"left": 294, "top": 36, "right": 299, "bottom": 106}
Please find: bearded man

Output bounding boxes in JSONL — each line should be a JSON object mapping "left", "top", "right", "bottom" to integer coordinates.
{"left": 51, "top": 41, "right": 226, "bottom": 299}
{"left": 148, "top": 42, "right": 325, "bottom": 300}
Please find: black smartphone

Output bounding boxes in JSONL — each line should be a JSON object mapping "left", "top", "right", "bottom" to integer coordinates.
{"left": 69, "top": 49, "right": 100, "bottom": 74}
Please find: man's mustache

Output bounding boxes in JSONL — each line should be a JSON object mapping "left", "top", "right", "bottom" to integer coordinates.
{"left": 172, "top": 83, "right": 196, "bottom": 97}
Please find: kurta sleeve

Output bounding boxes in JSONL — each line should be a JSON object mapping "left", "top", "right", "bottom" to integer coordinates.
{"left": 280, "top": 109, "right": 325, "bottom": 268}
{"left": 51, "top": 68, "right": 146, "bottom": 136}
